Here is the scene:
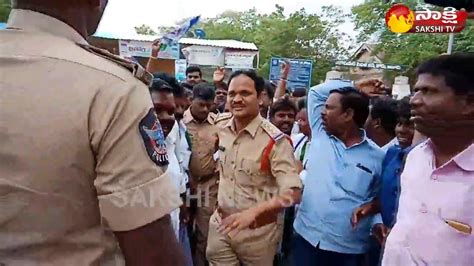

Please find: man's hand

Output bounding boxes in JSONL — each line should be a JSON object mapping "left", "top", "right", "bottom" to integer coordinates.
{"left": 354, "top": 79, "right": 389, "bottom": 97}
{"left": 351, "top": 201, "right": 379, "bottom": 228}
{"left": 280, "top": 60, "right": 290, "bottom": 80}
{"left": 213, "top": 67, "right": 225, "bottom": 83}
{"left": 217, "top": 208, "right": 258, "bottom": 237}
{"left": 151, "top": 39, "right": 162, "bottom": 58}
{"left": 372, "top": 223, "right": 390, "bottom": 245}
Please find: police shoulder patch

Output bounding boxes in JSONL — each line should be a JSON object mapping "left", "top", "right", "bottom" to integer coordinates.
{"left": 213, "top": 112, "right": 233, "bottom": 125}
{"left": 260, "top": 120, "right": 285, "bottom": 142}
{"left": 138, "top": 108, "right": 169, "bottom": 166}
{"left": 78, "top": 44, "right": 153, "bottom": 86}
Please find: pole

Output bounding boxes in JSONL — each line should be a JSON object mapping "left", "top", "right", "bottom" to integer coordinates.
{"left": 447, "top": 33, "right": 454, "bottom": 54}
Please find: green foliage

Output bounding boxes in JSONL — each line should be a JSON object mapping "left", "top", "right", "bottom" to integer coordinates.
{"left": 195, "top": 5, "right": 353, "bottom": 85}
{"left": 352, "top": 0, "right": 474, "bottom": 81}
{"left": 0, "top": 0, "right": 11, "bottom": 22}
{"left": 135, "top": 24, "right": 157, "bottom": 35}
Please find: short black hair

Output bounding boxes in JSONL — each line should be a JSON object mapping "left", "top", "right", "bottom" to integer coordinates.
{"left": 297, "top": 97, "right": 307, "bottom": 111}
{"left": 150, "top": 78, "right": 173, "bottom": 94}
{"left": 330, "top": 88, "right": 370, "bottom": 128}
{"left": 186, "top": 66, "right": 202, "bottom": 77}
{"left": 416, "top": 53, "right": 474, "bottom": 95}
{"left": 292, "top": 87, "right": 307, "bottom": 98}
{"left": 228, "top": 70, "right": 265, "bottom": 95}
{"left": 269, "top": 96, "right": 298, "bottom": 118}
{"left": 397, "top": 97, "right": 412, "bottom": 123}
{"left": 370, "top": 97, "right": 399, "bottom": 135}
{"left": 192, "top": 82, "right": 215, "bottom": 101}
{"left": 216, "top": 82, "right": 229, "bottom": 91}
{"left": 263, "top": 80, "right": 276, "bottom": 99}
{"left": 181, "top": 82, "right": 193, "bottom": 90}
{"left": 153, "top": 72, "right": 185, "bottom": 98}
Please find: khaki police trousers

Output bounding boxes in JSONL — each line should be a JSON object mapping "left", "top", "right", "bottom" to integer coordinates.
{"left": 206, "top": 210, "right": 282, "bottom": 266}
{"left": 193, "top": 176, "right": 218, "bottom": 266}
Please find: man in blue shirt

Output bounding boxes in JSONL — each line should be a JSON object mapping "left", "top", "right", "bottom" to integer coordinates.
{"left": 293, "top": 79, "right": 385, "bottom": 266}
{"left": 365, "top": 97, "right": 417, "bottom": 266}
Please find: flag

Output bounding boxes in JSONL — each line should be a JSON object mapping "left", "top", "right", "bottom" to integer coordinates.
{"left": 161, "top": 15, "right": 201, "bottom": 45}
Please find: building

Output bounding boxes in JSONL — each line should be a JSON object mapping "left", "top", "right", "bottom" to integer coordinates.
{"left": 348, "top": 43, "right": 385, "bottom": 81}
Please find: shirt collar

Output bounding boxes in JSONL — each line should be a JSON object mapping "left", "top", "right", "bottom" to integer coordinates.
{"left": 7, "top": 9, "right": 88, "bottom": 45}
{"left": 183, "top": 109, "right": 193, "bottom": 124}
{"left": 453, "top": 143, "right": 474, "bottom": 171}
{"left": 225, "top": 114, "right": 262, "bottom": 138}
{"left": 183, "top": 108, "right": 214, "bottom": 125}
{"left": 424, "top": 140, "right": 474, "bottom": 171}
{"left": 332, "top": 128, "right": 369, "bottom": 149}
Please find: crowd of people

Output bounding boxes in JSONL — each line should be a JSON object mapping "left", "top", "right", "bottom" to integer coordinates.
{"left": 1, "top": 1, "right": 473, "bottom": 266}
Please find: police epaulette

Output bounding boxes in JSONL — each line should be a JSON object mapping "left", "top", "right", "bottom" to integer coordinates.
{"left": 260, "top": 120, "right": 285, "bottom": 141}
{"left": 214, "top": 112, "right": 233, "bottom": 123}
{"left": 77, "top": 44, "right": 153, "bottom": 86}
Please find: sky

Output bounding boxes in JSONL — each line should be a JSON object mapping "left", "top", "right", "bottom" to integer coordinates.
{"left": 97, "top": 0, "right": 365, "bottom": 36}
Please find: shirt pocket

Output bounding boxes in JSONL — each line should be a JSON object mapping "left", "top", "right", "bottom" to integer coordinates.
{"left": 235, "top": 158, "right": 265, "bottom": 187}
{"left": 335, "top": 165, "right": 374, "bottom": 199}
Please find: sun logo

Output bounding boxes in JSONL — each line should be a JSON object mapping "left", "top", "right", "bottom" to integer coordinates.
{"left": 385, "top": 4, "right": 415, "bottom": 33}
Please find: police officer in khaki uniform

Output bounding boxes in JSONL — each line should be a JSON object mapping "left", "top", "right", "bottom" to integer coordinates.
{"left": 0, "top": 1, "right": 184, "bottom": 265}
{"left": 206, "top": 70, "right": 303, "bottom": 266}
{"left": 183, "top": 83, "right": 219, "bottom": 266}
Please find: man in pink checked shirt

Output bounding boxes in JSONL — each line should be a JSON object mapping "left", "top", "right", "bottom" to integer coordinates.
{"left": 382, "top": 53, "right": 474, "bottom": 265}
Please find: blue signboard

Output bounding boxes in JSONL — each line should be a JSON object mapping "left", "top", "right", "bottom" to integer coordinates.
{"left": 269, "top": 57, "right": 313, "bottom": 90}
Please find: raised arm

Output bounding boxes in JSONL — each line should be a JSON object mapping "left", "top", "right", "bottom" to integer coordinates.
{"left": 308, "top": 79, "right": 354, "bottom": 135}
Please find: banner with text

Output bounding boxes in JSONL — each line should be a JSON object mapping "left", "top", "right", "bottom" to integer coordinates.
{"left": 269, "top": 57, "right": 313, "bottom": 90}
{"left": 224, "top": 50, "right": 257, "bottom": 69}
{"left": 119, "top": 40, "right": 180, "bottom": 59}
{"left": 182, "top": 45, "right": 224, "bottom": 66}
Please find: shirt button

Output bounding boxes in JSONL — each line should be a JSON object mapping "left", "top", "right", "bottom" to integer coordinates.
{"left": 419, "top": 203, "right": 428, "bottom": 213}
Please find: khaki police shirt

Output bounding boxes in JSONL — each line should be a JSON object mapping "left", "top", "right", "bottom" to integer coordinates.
{"left": 216, "top": 114, "right": 302, "bottom": 214}
{"left": 183, "top": 109, "right": 219, "bottom": 180}
{"left": 0, "top": 9, "right": 181, "bottom": 265}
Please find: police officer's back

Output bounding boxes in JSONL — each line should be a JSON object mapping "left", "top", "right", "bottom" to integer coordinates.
{"left": 0, "top": 1, "right": 184, "bottom": 265}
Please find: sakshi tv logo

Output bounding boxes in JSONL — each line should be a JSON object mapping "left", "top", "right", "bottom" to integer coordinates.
{"left": 385, "top": 3, "right": 468, "bottom": 33}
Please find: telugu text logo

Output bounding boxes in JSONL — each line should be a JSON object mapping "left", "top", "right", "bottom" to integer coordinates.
{"left": 385, "top": 4, "right": 468, "bottom": 33}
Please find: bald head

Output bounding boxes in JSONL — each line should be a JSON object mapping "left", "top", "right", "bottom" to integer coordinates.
{"left": 12, "top": 0, "right": 109, "bottom": 38}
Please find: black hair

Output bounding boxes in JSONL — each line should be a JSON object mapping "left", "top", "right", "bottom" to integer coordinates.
{"left": 150, "top": 78, "right": 173, "bottom": 94}
{"left": 228, "top": 70, "right": 265, "bottom": 95}
{"left": 216, "top": 82, "right": 229, "bottom": 91}
{"left": 269, "top": 96, "right": 298, "bottom": 118}
{"left": 292, "top": 87, "right": 307, "bottom": 98}
{"left": 184, "top": 88, "right": 193, "bottom": 98}
{"left": 297, "top": 97, "right": 307, "bottom": 111}
{"left": 186, "top": 66, "right": 202, "bottom": 77}
{"left": 416, "top": 53, "right": 474, "bottom": 95}
{"left": 330, "top": 88, "right": 370, "bottom": 128}
{"left": 181, "top": 82, "right": 193, "bottom": 90}
{"left": 153, "top": 72, "right": 185, "bottom": 98}
{"left": 263, "top": 80, "right": 276, "bottom": 99}
{"left": 397, "top": 97, "right": 412, "bottom": 123}
{"left": 370, "top": 97, "right": 399, "bottom": 135}
{"left": 192, "top": 82, "right": 216, "bottom": 101}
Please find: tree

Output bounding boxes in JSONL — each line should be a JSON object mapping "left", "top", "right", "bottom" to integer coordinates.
{"left": 0, "top": 0, "right": 11, "bottom": 22}
{"left": 134, "top": 24, "right": 157, "bottom": 35}
{"left": 352, "top": 0, "right": 474, "bottom": 81}
{"left": 197, "top": 5, "right": 352, "bottom": 85}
